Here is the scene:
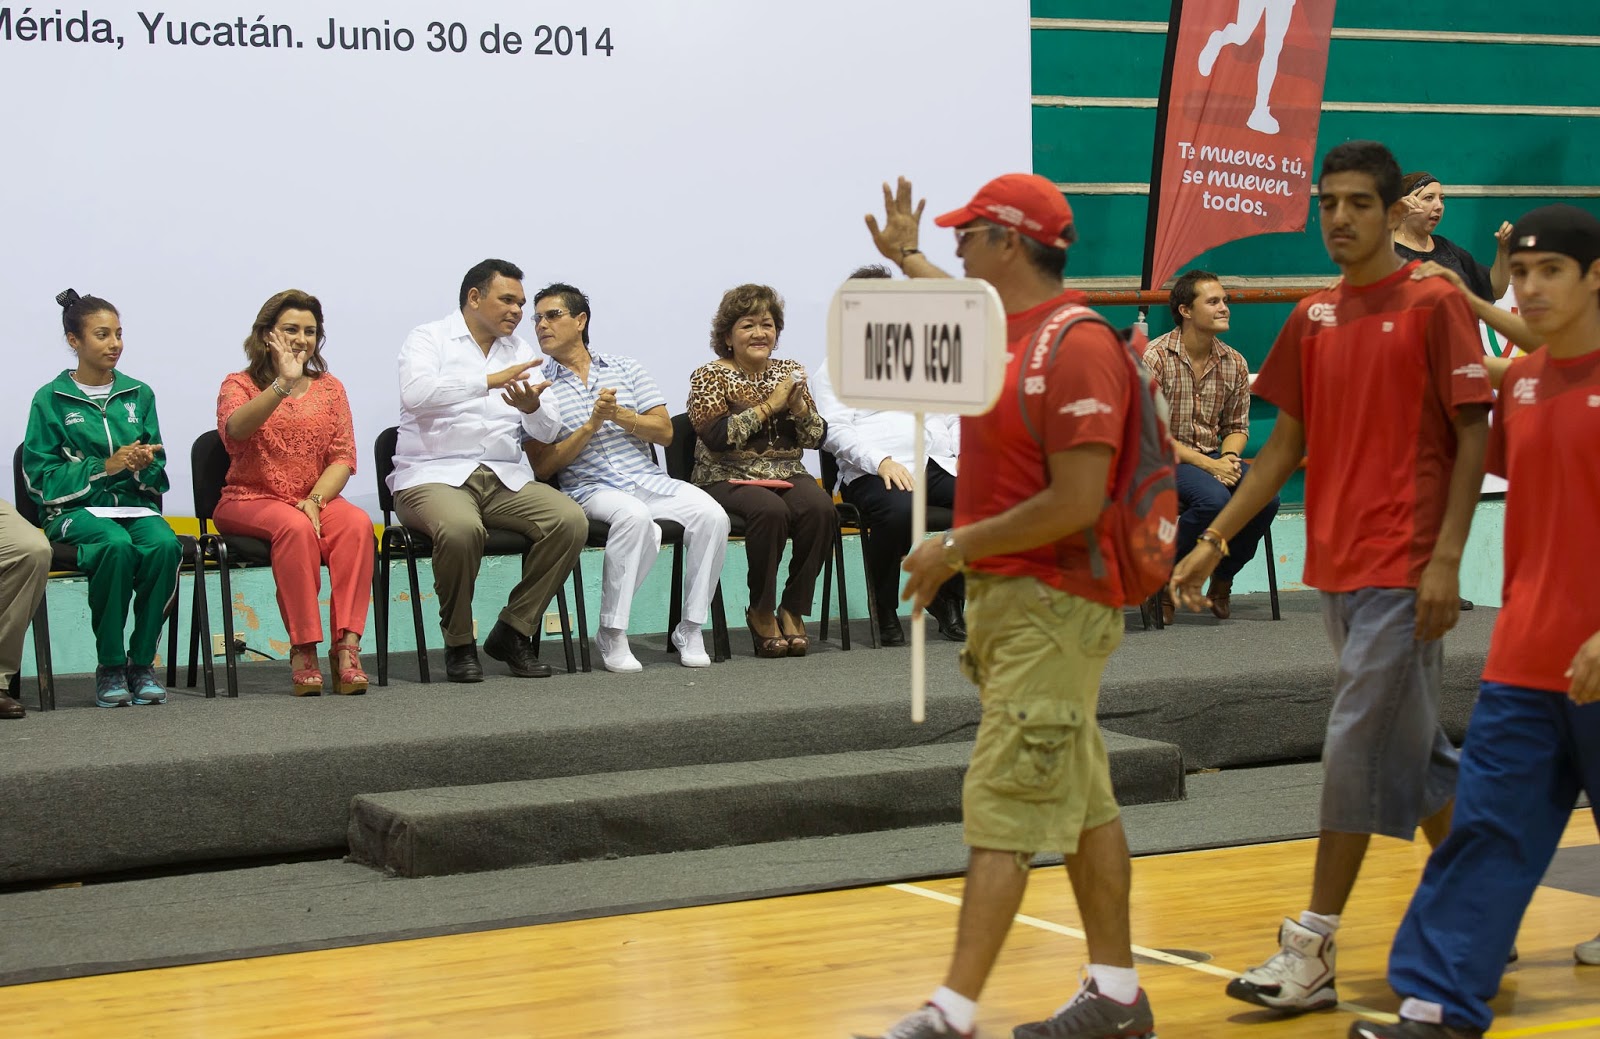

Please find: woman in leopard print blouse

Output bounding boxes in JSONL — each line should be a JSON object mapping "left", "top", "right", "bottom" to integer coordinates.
{"left": 687, "top": 284, "right": 837, "bottom": 657}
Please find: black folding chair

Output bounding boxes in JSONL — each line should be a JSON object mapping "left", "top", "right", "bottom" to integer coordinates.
{"left": 12, "top": 444, "right": 197, "bottom": 709}
{"left": 667, "top": 412, "right": 846, "bottom": 654}
{"left": 372, "top": 427, "right": 580, "bottom": 685}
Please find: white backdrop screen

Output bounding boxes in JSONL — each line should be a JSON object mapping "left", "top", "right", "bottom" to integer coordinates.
{"left": 0, "top": 0, "right": 1030, "bottom": 514}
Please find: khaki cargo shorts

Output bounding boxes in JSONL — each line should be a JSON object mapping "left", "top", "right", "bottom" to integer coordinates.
{"left": 959, "top": 572, "right": 1123, "bottom": 855}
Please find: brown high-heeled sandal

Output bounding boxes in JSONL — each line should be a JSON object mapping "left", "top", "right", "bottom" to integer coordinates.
{"left": 329, "top": 641, "right": 368, "bottom": 696}
{"left": 779, "top": 609, "right": 809, "bottom": 658}
{"left": 746, "top": 608, "right": 789, "bottom": 659}
{"left": 291, "top": 645, "right": 323, "bottom": 696}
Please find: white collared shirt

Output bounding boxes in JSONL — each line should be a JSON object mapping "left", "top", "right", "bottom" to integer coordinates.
{"left": 388, "top": 309, "right": 563, "bottom": 493}
{"left": 810, "top": 360, "right": 960, "bottom": 487}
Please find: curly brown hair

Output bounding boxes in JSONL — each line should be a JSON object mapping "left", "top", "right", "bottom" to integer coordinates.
{"left": 243, "top": 289, "right": 329, "bottom": 390}
{"left": 709, "top": 284, "right": 785, "bottom": 359}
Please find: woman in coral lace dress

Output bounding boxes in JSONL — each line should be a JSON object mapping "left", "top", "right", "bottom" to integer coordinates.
{"left": 213, "top": 290, "right": 374, "bottom": 695}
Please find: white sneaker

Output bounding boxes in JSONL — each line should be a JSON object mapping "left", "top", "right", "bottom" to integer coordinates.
{"left": 851, "top": 1003, "right": 972, "bottom": 1039}
{"left": 1576, "top": 932, "right": 1600, "bottom": 965}
{"left": 671, "top": 623, "right": 711, "bottom": 668}
{"left": 1225, "top": 917, "right": 1338, "bottom": 1013}
{"left": 595, "top": 628, "right": 642, "bottom": 673}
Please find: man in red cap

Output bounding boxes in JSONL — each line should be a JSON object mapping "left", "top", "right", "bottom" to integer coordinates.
{"left": 852, "top": 174, "right": 1157, "bottom": 1039}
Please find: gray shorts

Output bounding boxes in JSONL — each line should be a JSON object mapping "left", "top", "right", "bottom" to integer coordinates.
{"left": 1319, "top": 588, "right": 1459, "bottom": 839}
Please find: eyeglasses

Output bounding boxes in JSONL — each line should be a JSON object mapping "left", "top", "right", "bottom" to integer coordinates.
{"left": 953, "top": 225, "right": 999, "bottom": 249}
{"left": 533, "top": 308, "right": 570, "bottom": 324}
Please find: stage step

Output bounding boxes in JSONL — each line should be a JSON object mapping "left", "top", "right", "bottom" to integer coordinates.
{"left": 347, "top": 731, "right": 1184, "bottom": 878}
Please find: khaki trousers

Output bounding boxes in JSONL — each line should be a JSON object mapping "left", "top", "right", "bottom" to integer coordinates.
{"left": 394, "top": 467, "right": 587, "bottom": 646}
{"left": 0, "top": 501, "right": 51, "bottom": 686}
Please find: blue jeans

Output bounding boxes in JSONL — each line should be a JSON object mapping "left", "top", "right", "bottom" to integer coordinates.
{"left": 1175, "top": 454, "right": 1279, "bottom": 582}
{"left": 1387, "top": 681, "right": 1600, "bottom": 1031}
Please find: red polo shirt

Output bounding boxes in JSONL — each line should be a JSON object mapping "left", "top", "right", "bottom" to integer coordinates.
{"left": 1483, "top": 347, "right": 1600, "bottom": 694}
{"left": 1253, "top": 262, "right": 1493, "bottom": 591}
{"left": 955, "top": 291, "right": 1132, "bottom": 607}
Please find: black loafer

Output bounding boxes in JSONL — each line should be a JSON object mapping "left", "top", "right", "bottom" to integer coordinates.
{"left": 483, "top": 620, "right": 554, "bottom": 678}
{"left": 879, "top": 614, "right": 907, "bottom": 647}
{"left": 445, "top": 643, "right": 484, "bottom": 683}
{"left": 927, "top": 593, "right": 967, "bottom": 642}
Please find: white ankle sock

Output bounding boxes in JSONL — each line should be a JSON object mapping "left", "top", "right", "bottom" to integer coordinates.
{"left": 1087, "top": 964, "right": 1140, "bottom": 1004}
{"left": 928, "top": 987, "right": 976, "bottom": 1032}
{"left": 1299, "top": 910, "right": 1341, "bottom": 936}
{"left": 1398, "top": 997, "right": 1443, "bottom": 1023}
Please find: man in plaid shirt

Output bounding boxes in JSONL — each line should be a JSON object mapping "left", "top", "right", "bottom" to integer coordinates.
{"left": 1146, "top": 269, "right": 1279, "bottom": 622}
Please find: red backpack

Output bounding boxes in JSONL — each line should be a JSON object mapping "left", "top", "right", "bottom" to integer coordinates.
{"left": 1016, "top": 304, "right": 1179, "bottom": 603}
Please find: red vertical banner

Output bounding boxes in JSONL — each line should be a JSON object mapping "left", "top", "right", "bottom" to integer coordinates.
{"left": 1143, "top": 0, "right": 1337, "bottom": 290}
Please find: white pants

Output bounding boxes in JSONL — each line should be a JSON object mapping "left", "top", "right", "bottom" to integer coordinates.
{"left": 582, "top": 482, "right": 731, "bottom": 630}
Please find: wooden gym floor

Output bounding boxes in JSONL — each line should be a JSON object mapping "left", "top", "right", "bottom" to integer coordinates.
{"left": 3, "top": 813, "right": 1596, "bottom": 1038}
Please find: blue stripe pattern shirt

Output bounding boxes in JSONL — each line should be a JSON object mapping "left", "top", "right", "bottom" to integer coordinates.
{"left": 537, "top": 351, "right": 677, "bottom": 504}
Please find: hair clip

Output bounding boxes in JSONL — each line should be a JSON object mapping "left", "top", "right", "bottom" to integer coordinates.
{"left": 55, "top": 288, "right": 82, "bottom": 309}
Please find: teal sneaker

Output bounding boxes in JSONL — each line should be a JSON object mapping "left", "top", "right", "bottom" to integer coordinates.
{"left": 125, "top": 665, "right": 167, "bottom": 705}
{"left": 94, "top": 666, "right": 132, "bottom": 708}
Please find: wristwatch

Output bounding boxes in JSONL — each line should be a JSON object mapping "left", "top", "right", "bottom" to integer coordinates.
{"left": 941, "top": 531, "right": 965, "bottom": 571}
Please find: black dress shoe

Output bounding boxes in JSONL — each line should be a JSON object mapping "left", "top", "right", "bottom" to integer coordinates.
{"left": 445, "top": 643, "right": 484, "bottom": 683}
{"left": 483, "top": 621, "right": 554, "bottom": 678}
{"left": 927, "top": 594, "right": 967, "bottom": 641}
{"left": 879, "top": 614, "right": 907, "bottom": 647}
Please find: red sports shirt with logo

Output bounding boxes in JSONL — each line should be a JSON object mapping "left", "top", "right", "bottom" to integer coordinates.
{"left": 1483, "top": 348, "right": 1600, "bottom": 694}
{"left": 1252, "top": 263, "right": 1493, "bottom": 591}
{"left": 955, "top": 291, "right": 1133, "bottom": 607}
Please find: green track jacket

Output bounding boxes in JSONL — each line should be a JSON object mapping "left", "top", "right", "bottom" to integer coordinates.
{"left": 22, "top": 370, "right": 170, "bottom": 527}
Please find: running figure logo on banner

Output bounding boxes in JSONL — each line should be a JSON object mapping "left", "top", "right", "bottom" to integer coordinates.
{"left": 1197, "top": 0, "right": 1296, "bottom": 134}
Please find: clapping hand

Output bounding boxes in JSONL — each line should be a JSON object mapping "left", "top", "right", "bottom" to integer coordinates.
{"left": 106, "top": 442, "right": 164, "bottom": 475}
{"left": 786, "top": 368, "right": 810, "bottom": 415}
{"left": 489, "top": 360, "right": 541, "bottom": 391}
{"left": 589, "top": 388, "right": 619, "bottom": 429}
{"left": 502, "top": 378, "right": 553, "bottom": 414}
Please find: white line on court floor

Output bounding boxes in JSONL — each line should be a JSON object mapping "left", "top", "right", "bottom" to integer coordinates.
{"left": 889, "top": 881, "right": 1398, "bottom": 1025}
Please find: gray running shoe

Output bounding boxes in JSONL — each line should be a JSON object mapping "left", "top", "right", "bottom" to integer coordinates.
{"left": 125, "top": 665, "right": 167, "bottom": 705}
{"left": 1012, "top": 976, "right": 1156, "bottom": 1038}
{"left": 1575, "top": 932, "right": 1600, "bottom": 965}
{"left": 94, "top": 665, "right": 131, "bottom": 708}
{"left": 853, "top": 1003, "right": 973, "bottom": 1039}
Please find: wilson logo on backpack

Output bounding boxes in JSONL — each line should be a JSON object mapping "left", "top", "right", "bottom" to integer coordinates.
{"left": 1016, "top": 304, "right": 1178, "bottom": 603}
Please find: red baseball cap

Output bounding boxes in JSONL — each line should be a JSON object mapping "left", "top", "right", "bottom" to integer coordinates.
{"left": 934, "top": 173, "right": 1075, "bottom": 249}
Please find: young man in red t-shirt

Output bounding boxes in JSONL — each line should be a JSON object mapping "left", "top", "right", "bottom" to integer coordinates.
{"left": 1170, "top": 140, "right": 1493, "bottom": 1017}
{"left": 852, "top": 174, "right": 1158, "bottom": 1039}
{"left": 1352, "top": 207, "right": 1600, "bottom": 1039}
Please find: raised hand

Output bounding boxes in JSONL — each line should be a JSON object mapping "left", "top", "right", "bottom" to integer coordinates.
{"left": 502, "top": 378, "right": 553, "bottom": 414}
{"left": 488, "top": 360, "right": 541, "bottom": 391}
{"left": 1494, "top": 221, "right": 1514, "bottom": 254}
{"left": 865, "top": 176, "right": 926, "bottom": 263}
{"left": 268, "top": 329, "right": 306, "bottom": 385}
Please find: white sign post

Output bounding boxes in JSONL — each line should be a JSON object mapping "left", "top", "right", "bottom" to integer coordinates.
{"left": 826, "top": 278, "right": 1007, "bottom": 722}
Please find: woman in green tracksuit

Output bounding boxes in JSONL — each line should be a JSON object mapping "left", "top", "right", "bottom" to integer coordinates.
{"left": 23, "top": 289, "right": 182, "bottom": 708}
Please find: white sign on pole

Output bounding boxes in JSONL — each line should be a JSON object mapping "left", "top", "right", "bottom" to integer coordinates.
{"left": 826, "top": 278, "right": 1008, "bottom": 415}
{"left": 826, "top": 278, "right": 1006, "bottom": 724}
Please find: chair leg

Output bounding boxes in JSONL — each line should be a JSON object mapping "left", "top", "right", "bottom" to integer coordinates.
{"left": 215, "top": 543, "right": 239, "bottom": 698}
{"left": 819, "top": 541, "right": 834, "bottom": 642}
{"left": 570, "top": 559, "right": 590, "bottom": 673}
{"left": 376, "top": 539, "right": 391, "bottom": 687}
{"left": 556, "top": 586, "right": 578, "bottom": 675}
{"left": 404, "top": 549, "right": 429, "bottom": 683}
{"left": 835, "top": 532, "right": 854, "bottom": 650}
{"left": 711, "top": 583, "right": 730, "bottom": 663}
{"left": 857, "top": 528, "right": 880, "bottom": 650}
{"left": 189, "top": 543, "right": 217, "bottom": 698}
{"left": 30, "top": 589, "right": 54, "bottom": 712}
{"left": 165, "top": 584, "right": 180, "bottom": 689}
{"left": 1264, "top": 524, "right": 1281, "bottom": 621}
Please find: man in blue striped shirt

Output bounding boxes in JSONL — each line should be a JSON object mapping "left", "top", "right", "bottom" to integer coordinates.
{"left": 523, "top": 283, "right": 730, "bottom": 672}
